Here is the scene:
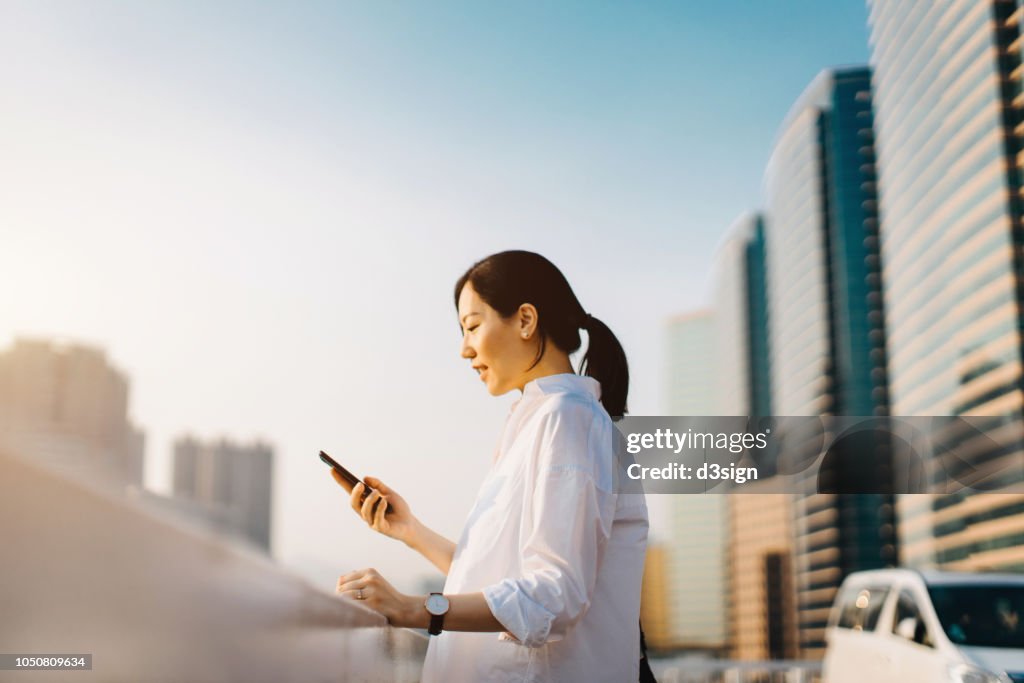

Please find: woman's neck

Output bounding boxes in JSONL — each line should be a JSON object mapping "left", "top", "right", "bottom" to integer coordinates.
{"left": 514, "top": 354, "right": 575, "bottom": 392}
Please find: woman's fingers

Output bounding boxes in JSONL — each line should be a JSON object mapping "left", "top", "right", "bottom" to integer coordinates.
{"left": 334, "top": 568, "right": 400, "bottom": 617}
{"left": 349, "top": 482, "right": 364, "bottom": 513}
{"left": 372, "top": 493, "right": 389, "bottom": 529}
{"left": 336, "top": 569, "right": 381, "bottom": 602}
{"left": 360, "top": 487, "right": 382, "bottom": 522}
{"left": 338, "top": 589, "right": 370, "bottom": 603}
{"left": 336, "top": 577, "right": 369, "bottom": 594}
{"left": 347, "top": 482, "right": 390, "bottom": 532}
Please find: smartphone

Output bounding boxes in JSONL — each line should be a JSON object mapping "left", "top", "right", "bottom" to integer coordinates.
{"left": 319, "top": 450, "right": 393, "bottom": 515}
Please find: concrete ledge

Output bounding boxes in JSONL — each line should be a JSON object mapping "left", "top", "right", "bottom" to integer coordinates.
{"left": 0, "top": 450, "right": 426, "bottom": 683}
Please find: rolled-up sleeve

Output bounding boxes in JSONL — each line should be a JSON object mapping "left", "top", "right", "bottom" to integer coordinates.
{"left": 482, "top": 400, "right": 617, "bottom": 648}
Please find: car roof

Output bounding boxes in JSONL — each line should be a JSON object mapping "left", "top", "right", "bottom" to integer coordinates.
{"left": 839, "top": 568, "right": 1024, "bottom": 588}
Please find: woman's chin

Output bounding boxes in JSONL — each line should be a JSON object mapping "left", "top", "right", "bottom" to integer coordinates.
{"left": 487, "top": 382, "right": 518, "bottom": 397}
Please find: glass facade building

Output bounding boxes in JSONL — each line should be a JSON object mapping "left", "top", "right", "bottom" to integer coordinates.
{"left": 714, "top": 215, "right": 798, "bottom": 660}
{"left": 867, "top": 0, "right": 1024, "bottom": 570}
{"left": 764, "top": 67, "right": 896, "bottom": 658}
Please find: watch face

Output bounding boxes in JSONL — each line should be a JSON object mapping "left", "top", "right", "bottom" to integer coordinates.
{"left": 425, "top": 594, "right": 449, "bottom": 616}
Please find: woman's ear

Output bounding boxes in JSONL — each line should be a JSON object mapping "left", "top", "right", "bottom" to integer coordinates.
{"left": 518, "top": 303, "right": 538, "bottom": 340}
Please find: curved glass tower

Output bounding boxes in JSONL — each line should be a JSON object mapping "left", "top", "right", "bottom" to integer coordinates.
{"left": 764, "top": 66, "right": 895, "bottom": 658}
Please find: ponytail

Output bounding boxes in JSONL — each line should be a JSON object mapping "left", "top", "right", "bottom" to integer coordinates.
{"left": 580, "top": 314, "right": 630, "bottom": 418}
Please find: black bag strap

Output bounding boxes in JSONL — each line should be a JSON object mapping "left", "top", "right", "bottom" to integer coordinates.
{"left": 639, "top": 620, "right": 657, "bottom": 682}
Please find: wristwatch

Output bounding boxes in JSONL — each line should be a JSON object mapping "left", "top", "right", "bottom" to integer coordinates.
{"left": 424, "top": 592, "right": 450, "bottom": 635}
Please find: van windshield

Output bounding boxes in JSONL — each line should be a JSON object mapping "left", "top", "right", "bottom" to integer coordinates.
{"left": 927, "top": 584, "right": 1024, "bottom": 649}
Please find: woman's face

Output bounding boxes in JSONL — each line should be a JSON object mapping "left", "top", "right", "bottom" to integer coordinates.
{"left": 457, "top": 282, "right": 536, "bottom": 396}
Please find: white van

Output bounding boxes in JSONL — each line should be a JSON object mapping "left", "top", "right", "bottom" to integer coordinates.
{"left": 822, "top": 568, "right": 1024, "bottom": 683}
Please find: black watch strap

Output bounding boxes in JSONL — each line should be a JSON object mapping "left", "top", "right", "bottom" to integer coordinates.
{"left": 428, "top": 611, "right": 445, "bottom": 635}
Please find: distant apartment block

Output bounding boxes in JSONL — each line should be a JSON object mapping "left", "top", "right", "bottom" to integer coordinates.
{"left": 0, "top": 338, "right": 145, "bottom": 486}
{"left": 172, "top": 435, "right": 274, "bottom": 553}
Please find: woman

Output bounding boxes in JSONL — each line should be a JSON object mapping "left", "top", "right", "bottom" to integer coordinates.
{"left": 334, "top": 250, "right": 650, "bottom": 682}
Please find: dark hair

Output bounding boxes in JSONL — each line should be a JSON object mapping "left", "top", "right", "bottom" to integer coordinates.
{"left": 454, "top": 250, "right": 630, "bottom": 417}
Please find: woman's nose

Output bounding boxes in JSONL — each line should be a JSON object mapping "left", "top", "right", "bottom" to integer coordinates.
{"left": 460, "top": 336, "right": 474, "bottom": 358}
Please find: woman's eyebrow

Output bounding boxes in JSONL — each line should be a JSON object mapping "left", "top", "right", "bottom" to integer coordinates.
{"left": 460, "top": 312, "right": 481, "bottom": 325}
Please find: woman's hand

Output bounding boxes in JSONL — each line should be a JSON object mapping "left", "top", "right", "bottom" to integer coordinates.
{"left": 331, "top": 470, "right": 418, "bottom": 545}
{"left": 335, "top": 568, "right": 426, "bottom": 629}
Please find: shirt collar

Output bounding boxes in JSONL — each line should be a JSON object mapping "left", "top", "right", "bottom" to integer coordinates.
{"left": 522, "top": 372, "right": 601, "bottom": 402}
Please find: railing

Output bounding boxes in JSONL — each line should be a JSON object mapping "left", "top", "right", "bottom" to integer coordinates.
{"left": 651, "top": 658, "right": 823, "bottom": 683}
{"left": 0, "top": 450, "right": 426, "bottom": 683}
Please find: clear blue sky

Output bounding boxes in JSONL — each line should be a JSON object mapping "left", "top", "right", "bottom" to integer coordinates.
{"left": 0, "top": 0, "right": 870, "bottom": 590}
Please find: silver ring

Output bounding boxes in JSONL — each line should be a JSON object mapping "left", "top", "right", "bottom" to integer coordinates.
{"left": 357, "top": 589, "right": 364, "bottom": 600}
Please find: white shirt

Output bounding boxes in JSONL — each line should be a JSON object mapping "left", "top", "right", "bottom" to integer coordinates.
{"left": 421, "top": 373, "right": 650, "bottom": 683}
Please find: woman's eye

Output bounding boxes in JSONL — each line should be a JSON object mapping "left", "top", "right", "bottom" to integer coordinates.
{"left": 468, "top": 325, "right": 479, "bottom": 332}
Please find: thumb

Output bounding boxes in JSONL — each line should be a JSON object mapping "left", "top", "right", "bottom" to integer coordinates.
{"left": 364, "top": 476, "right": 390, "bottom": 493}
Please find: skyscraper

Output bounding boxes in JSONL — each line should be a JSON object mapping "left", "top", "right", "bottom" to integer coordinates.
{"left": 172, "top": 436, "right": 274, "bottom": 552}
{"left": 764, "top": 66, "right": 896, "bottom": 658}
{"left": 714, "top": 214, "right": 798, "bottom": 660}
{"left": 867, "top": 0, "right": 1024, "bottom": 571}
{"left": 0, "top": 338, "right": 145, "bottom": 487}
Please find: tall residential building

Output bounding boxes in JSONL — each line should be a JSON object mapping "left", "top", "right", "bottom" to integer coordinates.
{"left": 0, "top": 338, "right": 145, "bottom": 486}
{"left": 657, "top": 310, "right": 729, "bottom": 654}
{"left": 764, "top": 66, "right": 896, "bottom": 658}
{"left": 172, "top": 436, "right": 274, "bottom": 553}
{"left": 714, "top": 214, "right": 798, "bottom": 660}
{"left": 867, "top": 0, "right": 1024, "bottom": 570}
{"left": 665, "top": 310, "right": 719, "bottom": 416}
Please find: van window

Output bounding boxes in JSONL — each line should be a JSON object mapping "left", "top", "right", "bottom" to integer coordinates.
{"left": 836, "top": 585, "right": 890, "bottom": 631}
{"left": 927, "top": 583, "right": 1024, "bottom": 649}
{"left": 892, "top": 589, "right": 934, "bottom": 648}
